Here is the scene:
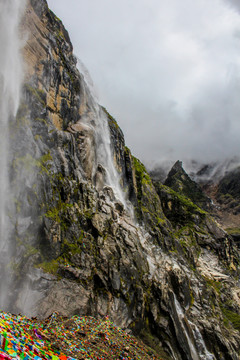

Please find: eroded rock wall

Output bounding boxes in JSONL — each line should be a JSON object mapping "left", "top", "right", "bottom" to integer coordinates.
{"left": 8, "top": 0, "right": 240, "bottom": 359}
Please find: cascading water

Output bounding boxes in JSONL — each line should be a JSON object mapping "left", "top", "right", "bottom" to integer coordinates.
{"left": 173, "top": 295, "right": 200, "bottom": 360}
{"left": 94, "top": 105, "right": 126, "bottom": 206}
{"left": 0, "top": 0, "right": 25, "bottom": 310}
{"left": 189, "top": 322, "right": 215, "bottom": 360}
{"left": 77, "top": 60, "right": 126, "bottom": 207}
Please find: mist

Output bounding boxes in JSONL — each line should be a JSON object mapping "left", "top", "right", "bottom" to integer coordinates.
{"left": 47, "top": 0, "right": 240, "bottom": 167}
{"left": 0, "top": 0, "right": 26, "bottom": 310}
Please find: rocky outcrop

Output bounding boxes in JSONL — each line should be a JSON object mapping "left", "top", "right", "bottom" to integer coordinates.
{"left": 6, "top": 1, "right": 240, "bottom": 359}
{"left": 187, "top": 160, "right": 240, "bottom": 241}
{"left": 216, "top": 166, "right": 240, "bottom": 214}
{"left": 164, "top": 161, "right": 212, "bottom": 211}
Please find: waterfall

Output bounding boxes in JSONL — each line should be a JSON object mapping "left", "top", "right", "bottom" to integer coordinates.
{"left": 173, "top": 295, "right": 215, "bottom": 360}
{"left": 0, "top": 0, "right": 25, "bottom": 310}
{"left": 189, "top": 322, "right": 215, "bottom": 360}
{"left": 173, "top": 295, "right": 200, "bottom": 360}
{"left": 77, "top": 58, "right": 126, "bottom": 207}
{"left": 95, "top": 105, "right": 126, "bottom": 206}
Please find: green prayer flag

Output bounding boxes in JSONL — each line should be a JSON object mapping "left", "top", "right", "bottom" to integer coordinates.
{"left": 52, "top": 355, "right": 59, "bottom": 360}
{"left": 4, "top": 339, "right": 8, "bottom": 350}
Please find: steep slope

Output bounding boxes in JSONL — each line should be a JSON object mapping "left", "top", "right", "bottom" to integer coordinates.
{"left": 211, "top": 166, "right": 240, "bottom": 248}
{"left": 190, "top": 161, "right": 240, "bottom": 245}
{"left": 0, "top": 311, "right": 162, "bottom": 359}
{"left": 152, "top": 160, "right": 240, "bottom": 248}
{"left": 4, "top": 0, "right": 240, "bottom": 359}
{"left": 216, "top": 166, "right": 240, "bottom": 213}
{"left": 164, "top": 161, "right": 212, "bottom": 211}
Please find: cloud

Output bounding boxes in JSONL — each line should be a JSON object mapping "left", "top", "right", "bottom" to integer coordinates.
{"left": 224, "top": 0, "right": 240, "bottom": 13}
{"left": 47, "top": 0, "right": 240, "bottom": 166}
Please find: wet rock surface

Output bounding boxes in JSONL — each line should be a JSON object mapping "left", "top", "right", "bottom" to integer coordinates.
{"left": 7, "top": 1, "right": 240, "bottom": 359}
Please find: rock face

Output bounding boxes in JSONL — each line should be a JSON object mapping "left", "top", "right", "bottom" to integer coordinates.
{"left": 6, "top": 0, "right": 240, "bottom": 359}
{"left": 164, "top": 161, "right": 212, "bottom": 211}
{"left": 216, "top": 166, "right": 240, "bottom": 214}
{"left": 187, "top": 161, "right": 240, "bottom": 246}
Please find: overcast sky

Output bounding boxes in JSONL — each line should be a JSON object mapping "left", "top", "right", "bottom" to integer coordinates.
{"left": 47, "top": 0, "right": 240, "bottom": 168}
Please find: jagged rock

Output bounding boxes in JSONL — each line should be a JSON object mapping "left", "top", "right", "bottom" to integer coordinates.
{"left": 216, "top": 166, "right": 240, "bottom": 214}
{"left": 115, "top": 201, "right": 124, "bottom": 214}
{"left": 37, "top": 278, "right": 91, "bottom": 318}
{"left": 164, "top": 160, "right": 212, "bottom": 211}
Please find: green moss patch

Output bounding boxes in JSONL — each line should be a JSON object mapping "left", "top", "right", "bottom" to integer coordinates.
{"left": 102, "top": 106, "right": 119, "bottom": 130}
{"left": 221, "top": 305, "right": 240, "bottom": 332}
{"left": 38, "top": 259, "right": 60, "bottom": 275}
{"left": 25, "top": 84, "right": 46, "bottom": 105}
{"left": 226, "top": 227, "right": 240, "bottom": 236}
{"left": 205, "top": 278, "right": 222, "bottom": 294}
{"left": 133, "top": 156, "right": 152, "bottom": 187}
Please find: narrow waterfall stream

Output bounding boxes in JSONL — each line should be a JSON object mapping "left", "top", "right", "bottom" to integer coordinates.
{"left": 76, "top": 61, "right": 127, "bottom": 207}
{"left": 173, "top": 295, "right": 200, "bottom": 360}
{"left": 0, "top": 0, "right": 25, "bottom": 310}
{"left": 94, "top": 105, "right": 126, "bottom": 206}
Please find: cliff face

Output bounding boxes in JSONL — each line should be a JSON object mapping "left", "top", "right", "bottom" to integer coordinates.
{"left": 164, "top": 161, "right": 212, "bottom": 211}
{"left": 8, "top": 0, "right": 240, "bottom": 359}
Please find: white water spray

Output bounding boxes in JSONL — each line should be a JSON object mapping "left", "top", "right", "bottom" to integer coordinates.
{"left": 0, "top": 0, "right": 25, "bottom": 309}
{"left": 76, "top": 62, "right": 126, "bottom": 207}
{"left": 95, "top": 105, "right": 126, "bottom": 205}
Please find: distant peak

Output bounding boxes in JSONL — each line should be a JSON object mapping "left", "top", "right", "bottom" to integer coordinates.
{"left": 167, "top": 160, "right": 186, "bottom": 179}
{"left": 172, "top": 160, "right": 183, "bottom": 172}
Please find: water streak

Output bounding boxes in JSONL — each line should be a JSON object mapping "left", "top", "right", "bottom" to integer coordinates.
{"left": 173, "top": 295, "right": 200, "bottom": 360}
{"left": 95, "top": 105, "right": 126, "bottom": 205}
{"left": 189, "top": 321, "right": 215, "bottom": 360}
{"left": 0, "top": 0, "right": 25, "bottom": 309}
{"left": 77, "top": 69, "right": 126, "bottom": 206}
